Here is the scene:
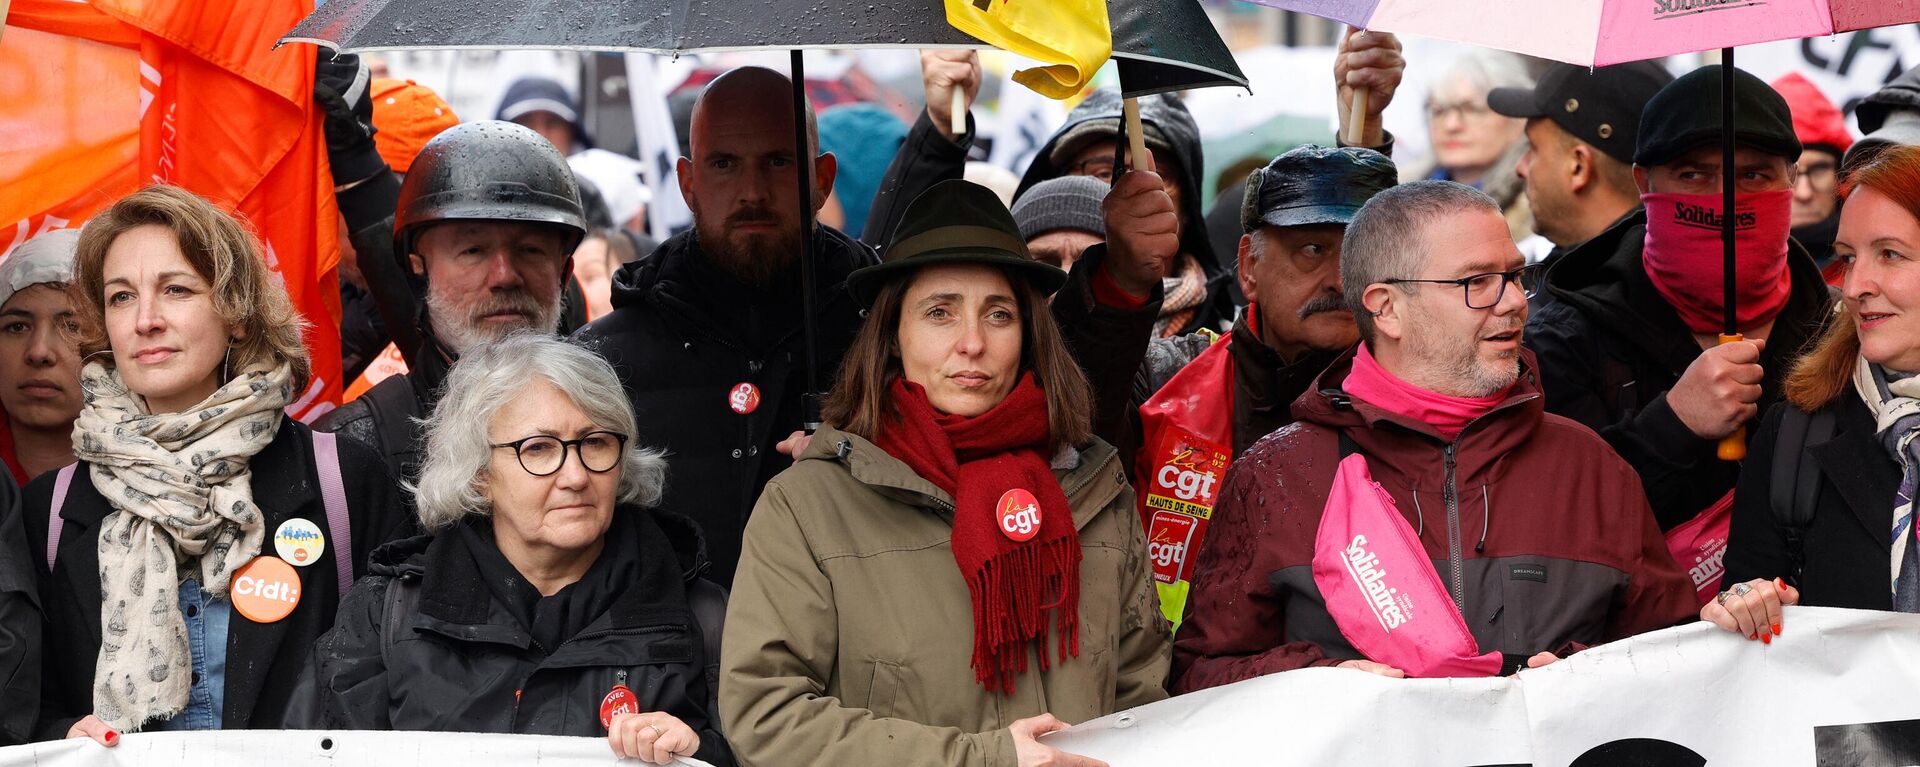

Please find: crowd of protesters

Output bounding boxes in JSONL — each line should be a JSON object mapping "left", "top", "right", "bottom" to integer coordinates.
{"left": 4, "top": 32, "right": 1920, "bottom": 767}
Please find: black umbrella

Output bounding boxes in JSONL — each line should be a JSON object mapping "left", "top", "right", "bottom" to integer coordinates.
{"left": 283, "top": 0, "right": 1246, "bottom": 426}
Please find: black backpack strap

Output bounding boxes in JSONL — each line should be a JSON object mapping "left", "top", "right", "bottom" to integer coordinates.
{"left": 1770, "top": 406, "right": 1837, "bottom": 587}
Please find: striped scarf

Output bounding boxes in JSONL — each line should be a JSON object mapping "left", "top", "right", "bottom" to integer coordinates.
{"left": 1854, "top": 356, "right": 1920, "bottom": 611}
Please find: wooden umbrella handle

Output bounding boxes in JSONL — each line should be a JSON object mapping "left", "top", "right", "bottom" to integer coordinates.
{"left": 1346, "top": 89, "right": 1368, "bottom": 146}
{"left": 1122, "top": 97, "right": 1151, "bottom": 171}
{"left": 951, "top": 90, "right": 966, "bottom": 138}
{"left": 1718, "top": 332, "right": 1747, "bottom": 461}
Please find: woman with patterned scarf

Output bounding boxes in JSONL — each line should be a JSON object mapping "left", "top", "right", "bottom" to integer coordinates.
{"left": 720, "top": 180, "right": 1170, "bottom": 767}
{"left": 21, "top": 185, "right": 411, "bottom": 743}
{"left": 1710, "top": 144, "right": 1920, "bottom": 639}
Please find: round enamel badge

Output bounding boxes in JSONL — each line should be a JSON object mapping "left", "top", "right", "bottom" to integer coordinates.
{"left": 600, "top": 684, "right": 639, "bottom": 729}
{"left": 996, "top": 488, "right": 1042, "bottom": 542}
{"left": 230, "top": 556, "right": 301, "bottom": 624}
{"left": 273, "top": 518, "right": 326, "bottom": 567}
{"left": 728, "top": 382, "right": 761, "bottom": 415}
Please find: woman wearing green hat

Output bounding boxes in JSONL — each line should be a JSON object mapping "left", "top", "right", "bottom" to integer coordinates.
{"left": 720, "top": 180, "right": 1168, "bottom": 767}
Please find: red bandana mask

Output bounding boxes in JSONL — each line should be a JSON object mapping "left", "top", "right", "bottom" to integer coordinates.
{"left": 1639, "top": 189, "right": 1793, "bottom": 334}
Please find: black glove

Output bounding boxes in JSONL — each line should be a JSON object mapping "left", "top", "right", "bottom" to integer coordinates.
{"left": 314, "top": 50, "right": 387, "bottom": 188}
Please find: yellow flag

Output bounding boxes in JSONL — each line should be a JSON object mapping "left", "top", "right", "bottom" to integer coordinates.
{"left": 946, "top": 0, "right": 1111, "bottom": 100}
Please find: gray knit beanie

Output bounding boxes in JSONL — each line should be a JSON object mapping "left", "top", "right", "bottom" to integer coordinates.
{"left": 1010, "top": 175, "right": 1108, "bottom": 241}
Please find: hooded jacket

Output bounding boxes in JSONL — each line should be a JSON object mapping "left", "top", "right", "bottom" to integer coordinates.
{"left": 1020, "top": 91, "right": 1231, "bottom": 335}
{"left": 573, "top": 225, "right": 877, "bottom": 587}
{"left": 289, "top": 507, "right": 732, "bottom": 766}
{"left": 1171, "top": 348, "right": 1695, "bottom": 693}
{"left": 720, "top": 426, "right": 1169, "bottom": 767}
{"left": 864, "top": 92, "right": 1232, "bottom": 336}
{"left": 1525, "top": 210, "right": 1835, "bottom": 530}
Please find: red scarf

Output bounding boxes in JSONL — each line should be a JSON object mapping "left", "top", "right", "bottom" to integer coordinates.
{"left": 875, "top": 374, "right": 1081, "bottom": 694}
{"left": 1639, "top": 189, "right": 1794, "bottom": 334}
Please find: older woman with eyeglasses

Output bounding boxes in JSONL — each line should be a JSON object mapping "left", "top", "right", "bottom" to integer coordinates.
{"left": 1411, "top": 50, "right": 1535, "bottom": 243}
{"left": 292, "top": 334, "right": 733, "bottom": 767}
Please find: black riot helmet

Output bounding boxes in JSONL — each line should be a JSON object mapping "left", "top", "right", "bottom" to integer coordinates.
{"left": 393, "top": 120, "right": 588, "bottom": 259}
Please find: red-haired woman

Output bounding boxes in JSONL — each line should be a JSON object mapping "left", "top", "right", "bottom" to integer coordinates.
{"left": 1710, "top": 144, "right": 1920, "bottom": 635}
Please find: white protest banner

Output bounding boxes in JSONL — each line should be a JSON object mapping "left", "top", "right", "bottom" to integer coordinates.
{"left": 1050, "top": 606, "right": 1920, "bottom": 767}
{"left": 1740, "top": 29, "right": 1920, "bottom": 129}
{"left": 0, "top": 730, "right": 715, "bottom": 767}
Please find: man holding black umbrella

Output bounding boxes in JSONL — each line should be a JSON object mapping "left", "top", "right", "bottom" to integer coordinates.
{"left": 575, "top": 67, "right": 867, "bottom": 589}
{"left": 1525, "top": 67, "right": 1835, "bottom": 593}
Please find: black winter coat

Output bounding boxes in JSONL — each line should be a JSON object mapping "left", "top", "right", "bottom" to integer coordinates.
{"left": 573, "top": 226, "right": 875, "bottom": 587}
{"left": 1525, "top": 210, "right": 1835, "bottom": 530}
{"left": 21, "top": 418, "right": 412, "bottom": 738}
{"left": 1725, "top": 392, "right": 1903, "bottom": 609}
{"left": 0, "top": 470, "right": 40, "bottom": 745}
{"left": 290, "top": 507, "right": 733, "bottom": 766}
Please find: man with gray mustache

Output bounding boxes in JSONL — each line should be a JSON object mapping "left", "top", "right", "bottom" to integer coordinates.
{"left": 1129, "top": 145, "right": 1398, "bottom": 628}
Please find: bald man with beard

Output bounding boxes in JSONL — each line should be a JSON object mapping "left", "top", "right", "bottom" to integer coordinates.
{"left": 577, "top": 67, "right": 1178, "bottom": 585}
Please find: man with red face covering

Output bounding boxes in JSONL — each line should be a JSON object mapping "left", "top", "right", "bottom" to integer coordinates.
{"left": 1526, "top": 67, "right": 1837, "bottom": 602}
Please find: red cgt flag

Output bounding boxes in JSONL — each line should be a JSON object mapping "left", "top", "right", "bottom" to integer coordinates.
{"left": 2, "top": 0, "right": 342, "bottom": 422}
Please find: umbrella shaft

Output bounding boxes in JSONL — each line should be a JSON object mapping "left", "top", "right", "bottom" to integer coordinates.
{"left": 791, "top": 50, "right": 822, "bottom": 429}
{"left": 1722, "top": 47, "right": 1737, "bottom": 337}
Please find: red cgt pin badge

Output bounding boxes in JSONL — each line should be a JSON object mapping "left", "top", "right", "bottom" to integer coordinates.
{"left": 996, "top": 488, "right": 1042, "bottom": 542}
{"left": 600, "top": 684, "right": 639, "bottom": 730}
{"left": 728, "top": 382, "right": 761, "bottom": 415}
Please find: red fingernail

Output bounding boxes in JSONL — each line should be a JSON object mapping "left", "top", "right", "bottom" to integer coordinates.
{"left": 1762, "top": 632, "right": 1772, "bottom": 645}
{"left": 1775, "top": 577, "right": 1786, "bottom": 590}
{"left": 104, "top": 730, "right": 118, "bottom": 745}
{"left": 1773, "top": 623, "right": 1781, "bottom": 636}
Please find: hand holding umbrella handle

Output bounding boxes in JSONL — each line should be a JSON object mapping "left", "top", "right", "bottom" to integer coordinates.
{"left": 1717, "top": 333, "right": 1747, "bottom": 461}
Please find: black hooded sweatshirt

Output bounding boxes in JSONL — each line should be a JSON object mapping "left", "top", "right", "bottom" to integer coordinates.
{"left": 864, "top": 89, "right": 1234, "bottom": 335}
{"left": 1525, "top": 210, "right": 1836, "bottom": 530}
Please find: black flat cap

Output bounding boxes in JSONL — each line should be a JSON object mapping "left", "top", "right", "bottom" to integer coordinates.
{"left": 1241, "top": 145, "right": 1397, "bottom": 232}
{"left": 847, "top": 180, "right": 1068, "bottom": 308}
{"left": 1635, "top": 65, "right": 1801, "bottom": 167}
{"left": 1488, "top": 61, "right": 1674, "bottom": 164}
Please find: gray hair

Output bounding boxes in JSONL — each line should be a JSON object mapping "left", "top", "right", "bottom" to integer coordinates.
{"left": 1433, "top": 50, "right": 1533, "bottom": 99}
{"left": 1341, "top": 180, "right": 1503, "bottom": 342}
{"left": 410, "top": 332, "right": 666, "bottom": 532}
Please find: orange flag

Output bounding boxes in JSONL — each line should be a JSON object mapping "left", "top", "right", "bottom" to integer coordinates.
{"left": 1, "top": 0, "right": 342, "bottom": 422}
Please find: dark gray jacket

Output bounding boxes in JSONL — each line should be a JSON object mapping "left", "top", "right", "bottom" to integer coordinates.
{"left": 291, "top": 507, "right": 732, "bottom": 765}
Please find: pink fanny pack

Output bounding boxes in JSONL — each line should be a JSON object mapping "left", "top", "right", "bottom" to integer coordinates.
{"left": 1313, "top": 453, "right": 1502, "bottom": 677}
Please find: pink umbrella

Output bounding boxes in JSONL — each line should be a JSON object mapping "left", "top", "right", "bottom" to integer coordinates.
{"left": 1244, "top": 0, "right": 1908, "bottom": 67}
